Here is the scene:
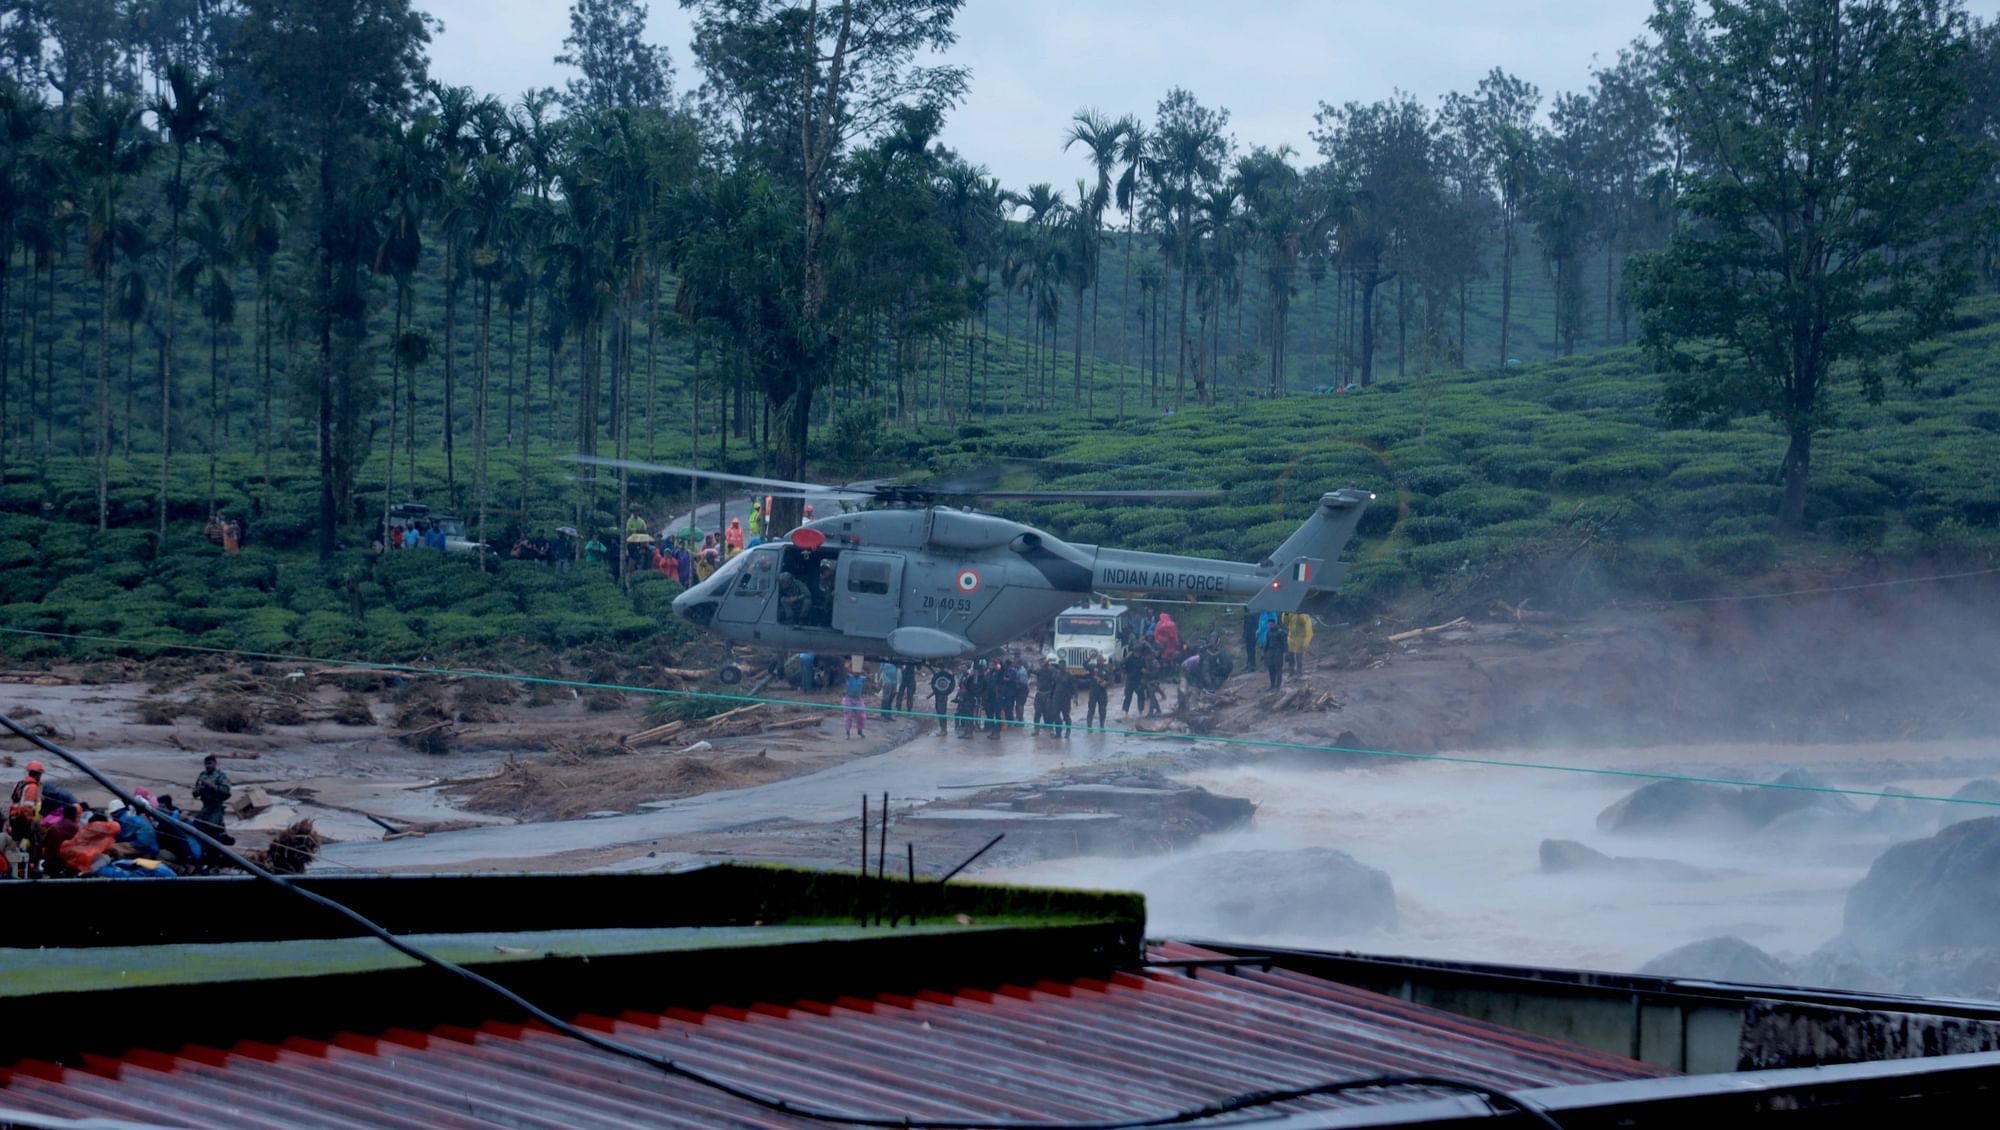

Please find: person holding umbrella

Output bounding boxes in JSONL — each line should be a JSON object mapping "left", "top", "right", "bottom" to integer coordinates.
{"left": 553, "top": 527, "right": 576, "bottom": 571}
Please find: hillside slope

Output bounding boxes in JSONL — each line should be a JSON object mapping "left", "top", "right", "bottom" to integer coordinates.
{"left": 1, "top": 296, "right": 1996, "bottom": 666}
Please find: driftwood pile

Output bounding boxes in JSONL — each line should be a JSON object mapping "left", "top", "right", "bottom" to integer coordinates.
{"left": 623, "top": 703, "right": 823, "bottom": 749}
{"left": 1271, "top": 682, "right": 1341, "bottom": 712}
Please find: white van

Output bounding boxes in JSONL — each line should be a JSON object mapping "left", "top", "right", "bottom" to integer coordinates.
{"left": 1051, "top": 604, "right": 1131, "bottom": 675}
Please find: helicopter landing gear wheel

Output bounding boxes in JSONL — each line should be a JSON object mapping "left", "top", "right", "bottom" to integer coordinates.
{"left": 930, "top": 671, "right": 956, "bottom": 697}
{"left": 717, "top": 665, "right": 743, "bottom": 685}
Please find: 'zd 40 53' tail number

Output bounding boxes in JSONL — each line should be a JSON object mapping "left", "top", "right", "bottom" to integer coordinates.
{"left": 922, "top": 594, "right": 974, "bottom": 613}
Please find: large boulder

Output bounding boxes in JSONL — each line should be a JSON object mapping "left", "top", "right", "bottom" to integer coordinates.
{"left": 1537, "top": 839, "right": 1713, "bottom": 881}
{"left": 1639, "top": 936, "right": 1794, "bottom": 985}
{"left": 1941, "top": 779, "right": 2000, "bottom": 829}
{"left": 1843, "top": 816, "right": 2000, "bottom": 954}
{"left": 1867, "top": 786, "right": 1932, "bottom": 838}
{"left": 1596, "top": 780, "right": 1762, "bottom": 836}
{"left": 1144, "top": 847, "right": 1397, "bottom": 940}
{"left": 1598, "top": 770, "right": 1856, "bottom": 838}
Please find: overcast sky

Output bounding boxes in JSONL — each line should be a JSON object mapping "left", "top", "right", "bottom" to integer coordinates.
{"left": 426, "top": 0, "right": 2000, "bottom": 203}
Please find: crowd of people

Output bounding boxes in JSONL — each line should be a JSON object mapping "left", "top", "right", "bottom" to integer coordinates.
{"left": 202, "top": 513, "right": 248, "bottom": 553}
{"left": 805, "top": 604, "right": 1319, "bottom": 741}
{"left": 3, "top": 754, "right": 235, "bottom": 879}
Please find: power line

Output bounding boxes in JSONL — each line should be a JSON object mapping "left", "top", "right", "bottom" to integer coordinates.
{"left": 3, "top": 625, "right": 1996, "bottom": 813}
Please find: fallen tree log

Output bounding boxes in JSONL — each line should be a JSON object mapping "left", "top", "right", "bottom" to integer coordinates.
{"left": 622, "top": 720, "right": 688, "bottom": 748}
{"left": 1387, "top": 617, "right": 1469, "bottom": 643}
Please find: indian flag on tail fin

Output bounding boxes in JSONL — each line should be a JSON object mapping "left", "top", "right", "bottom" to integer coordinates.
{"left": 1292, "top": 561, "right": 1313, "bottom": 583}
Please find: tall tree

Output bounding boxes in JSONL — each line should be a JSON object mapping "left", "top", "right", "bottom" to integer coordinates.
{"left": 1446, "top": 69, "right": 1540, "bottom": 366}
{"left": 178, "top": 191, "right": 237, "bottom": 514}
{"left": 148, "top": 61, "right": 227, "bottom": 536}
{"left": 1112, "top": 115, "right": 1144, "bottom": 418}
{"left": 1064, "top": 108, "right": 1124, "bottom": 413}
{"left": 466, "top": 152, "right": 522, "bottom": 569}
{"left": 218, "top": 112, "right": 296, "bottom": 511}
{"left": 1633, "top": 0, "right": 1992, "bottom": 528}
{"left": 236, "top": 0, "right": 431, "bottom": 560}
{"left": 557, "top": 0, "right": 675, "bottom": 111}
{"left": 684, "top": 0, "right": 966, "bottom": 530}
{"left": 0, "top": 84, "right": 45, "bottom": 474}
{"left": 1535, "top": 92, "right": 1599, "bottom": 356}
{"left": 1312, "top": 95, "right": 1440, "bottom": 386}
{"left": 1148, "top": 88, "right": 1230, "bottom": 406}
{"left": 61, "top": 93, "right": 156, "bottom": 533}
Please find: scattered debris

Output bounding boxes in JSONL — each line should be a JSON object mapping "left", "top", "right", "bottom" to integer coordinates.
{"left": 135, "top": 699, "right": 183, "bottom": 726}
{"left": 1272, "top": 683, "right": 1341, "bottom": 712}
{"left": 198, "top": 694, "right": 262, "bottom": 734}
{"left": 243, "top": 819, "right": 323, "bottom": 875}
{"left": 331, "top": 695, "right": 375, "bottom": 726}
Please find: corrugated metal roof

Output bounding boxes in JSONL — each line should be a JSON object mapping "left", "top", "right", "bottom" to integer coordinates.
{"left": 0, "top": 942, "right": 1666, "bottom": 1128}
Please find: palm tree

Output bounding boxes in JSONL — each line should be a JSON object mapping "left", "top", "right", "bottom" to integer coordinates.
{"left": 1112, "top": 116, "right": 1145, "bottom": 419}
{"left": 112, "top": 223, "right": 151, "bottom": 459}
{"left": 1018, "top": 183, "right": 1063, "bottom": 408}
{"left": 217, "top": 114, "right": 296, "bottom": 511}
{"left": 372, "top": 115, "right": 435, "bottom": 533}
{"left": 0, "top": 86, "right": 46, "bottom": 471}
{"left": 147, "top": 62, "right": 225, "bottom": 536}
{"left": 465, "top": 152, "right": 524, "bottom": 570}
{"left": 62, "top": 94, "right": 156, "bottom": 533}
{"left": 179, "top": 193, "right": 237, "bottom": 515}
{"left": 1064, "top": 110, "right": 1126, "bottom": 414}
{"left": 428, "top": 83, "right": 479, "bottom": 504}
{"left": 1064, "top": 177, "right": 1099, "bottom": 411}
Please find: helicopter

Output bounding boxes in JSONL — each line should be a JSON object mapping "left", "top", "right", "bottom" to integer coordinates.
{"left": 576, "top": 456, "right": 1373, "bottom": 693}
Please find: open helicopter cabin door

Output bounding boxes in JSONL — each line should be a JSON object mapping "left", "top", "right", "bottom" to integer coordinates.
{"left": 832, "top": 552, "right": 902, "bottom": 638}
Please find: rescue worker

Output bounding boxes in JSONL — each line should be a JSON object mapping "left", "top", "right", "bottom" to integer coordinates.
{"left": 1283, "top": 611, "right": 1314, "bottom": 676}
{"left": 192, "top": 754, "right": 235, "bottom": 846}
{"left": 895, "top": 662, "right": 920, "bottom": 714}
{"left": 3, "top": 759, "right": 42, "bottom": 878}
{"left": 1048, "top": 657, "right": 1076, "bottom": 736}
{"left": 879, "top": 660, "right": 900, "bottom": 720}
{"left": 1242, "top": 607, "right": 1260, "bottom": 670}
{"left": 1121, "top": 647, "right": 1147, "bottom": 715}
{"left": 1264, "top": 618, "right": 1290, "bottom": 691}
{"left": 777, "top": 569, "right": 810, "bottom": 624}
{"left": 9, "top": 759, "right": 45, "bottom": 849}
{"left": 1010, "top": 659, "right": 1031, "bottom": 728}
{"left": 1084, "top": 657, "right": 1110, "bottom": 729}
{"left": 931, "top": 670, "right": 954, "bottom": 735}
{"left": 724, "top": 517, "right": 745, "bottom": 557}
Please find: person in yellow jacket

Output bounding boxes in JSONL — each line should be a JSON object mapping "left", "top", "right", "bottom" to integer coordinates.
{"left": 1282, "top": 612, "right": 1314, "bottom": 676}
{"left": 747, "top": 501, "right": 763, "bottom": 540}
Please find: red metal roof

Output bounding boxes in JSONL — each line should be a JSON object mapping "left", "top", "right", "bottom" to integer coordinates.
{"left": 0, "top": 942, "right": 1666, "bottom": 1128}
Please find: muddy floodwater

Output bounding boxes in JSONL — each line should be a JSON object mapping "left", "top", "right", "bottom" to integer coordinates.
{"left": 987, "top": 740, "right": 2000, "bottom": 979}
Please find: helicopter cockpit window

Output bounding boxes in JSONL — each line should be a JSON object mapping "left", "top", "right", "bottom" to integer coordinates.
{"left": 847, "top": 558, "right": 892, "bottom": 596}
{"left": 733, "top": 548, "right": 776, "bottom": 597}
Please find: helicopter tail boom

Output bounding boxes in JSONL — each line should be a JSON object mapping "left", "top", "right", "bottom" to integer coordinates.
{"left": 1246, "top": 488, "right": 1374, "bottom": 615}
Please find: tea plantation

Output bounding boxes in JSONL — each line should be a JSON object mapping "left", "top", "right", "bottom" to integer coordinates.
{"left": 3, "top": 295, "right": 1996, "bottom": 668}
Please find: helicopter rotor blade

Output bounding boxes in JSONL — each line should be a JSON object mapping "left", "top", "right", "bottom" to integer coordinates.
{"left": 964, "top": 489, "right": 1225, "bottom": 502}
{"left": 564, "top": 456, "right": 872, "bottom": 502}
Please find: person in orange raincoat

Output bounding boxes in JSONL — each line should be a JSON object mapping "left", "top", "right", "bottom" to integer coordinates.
{"left": 724, "top": 517, "right": 745, "bottom": 556}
